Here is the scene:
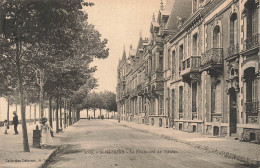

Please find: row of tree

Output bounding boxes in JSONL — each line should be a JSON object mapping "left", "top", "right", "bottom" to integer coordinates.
{"left": 0, "top": 0, "right": 109, "bottom": 152}
{"left": 76, "top": 91, "right": 117, "bottom": 119}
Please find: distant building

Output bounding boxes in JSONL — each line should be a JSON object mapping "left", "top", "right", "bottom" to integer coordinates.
{"left": 116, "top": 0, "right": 259, "bottom": 143}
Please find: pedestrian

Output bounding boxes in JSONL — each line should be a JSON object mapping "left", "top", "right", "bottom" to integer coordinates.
{"left": 4, "top": 120, "right": 8, "bottom": 134}
{"left": 40, "top": 117, "right": 53, "bottom": 146}
{"left": 12, "top": 111, "right": 19, "bottom": 135}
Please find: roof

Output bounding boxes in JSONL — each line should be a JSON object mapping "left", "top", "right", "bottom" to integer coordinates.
{"left": 165, "top": 0, "right": 192, "bottom": 30}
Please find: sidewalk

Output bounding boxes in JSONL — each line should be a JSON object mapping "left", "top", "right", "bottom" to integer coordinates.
{"left": 109, "top": 119, "right": 260, "bottom": 166}
{"left": 0, "top": 121, "right": 63, "bottom": 168}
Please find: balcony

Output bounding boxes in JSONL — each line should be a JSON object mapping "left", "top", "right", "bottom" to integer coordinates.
{"left": 227, "top": 44, "right": 239, "bottom": 59}
{"left": 201, "top": 48, "right": 223, "bottom": 75}
{"left": 244, "top": 101, "right": 259, "bottom": 114}
{"left": 245, "top": 34, "right": 260, "bottom": 51}
{"left": 180, "top": 56, "right": 201, "bottom": 82}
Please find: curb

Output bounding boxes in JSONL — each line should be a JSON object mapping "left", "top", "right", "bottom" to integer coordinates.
{"left": 117, "top": 122, "right": 259, "bottom": 167}
{"left": 39, "top": 146, "right": 60, "bottom": 168}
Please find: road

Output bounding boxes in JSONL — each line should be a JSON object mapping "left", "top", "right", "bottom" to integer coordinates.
{"left": 46, "top": 120, "right": 249, "bottom": 168}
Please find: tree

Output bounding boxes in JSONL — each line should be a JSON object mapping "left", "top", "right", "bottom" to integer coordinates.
{"left": 0, "top": 0, "right": 108, "bottom": 152}
{"left": 103, "top": 91, "right": 117, "bottom": 118}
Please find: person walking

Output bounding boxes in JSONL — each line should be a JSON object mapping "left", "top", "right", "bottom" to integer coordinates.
{"left": 12, "top": 112, "right": 19, "bottom": 135}
{"left": 4, "top": 120, "right": 8, "bottom": 134}
{"left": 40, "top": 117, "right": 53, "bottom": 146}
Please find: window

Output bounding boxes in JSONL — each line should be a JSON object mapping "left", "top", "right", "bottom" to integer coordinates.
{"left": 167, "top": 49, "right": 171, "bottom": 69}
{"left": 171, "top": 89, "right": 175, "bottom": 118}
{"left": 245, "top": 68, "right": 257, "bottom": 103}
{"left": 179, "top": 44, "right": 184, "bottom": 74}
{"left": 159, "top": 95, "right": 163, "bottom": 115}
{"left": 192, "top": 33, "right": 198, "bottom": 55}
{"left": 179, "top": 86, "right": 183, "bottom": 112}
{"left": 172, "top": 50, "right": 176, "bottom": 75}
{"left": 192, "top": 82, "right": 197, "bottom": 112}
{"left": 151, "top": 98, "right": 155, "bottom": 115}
{"left": 152, "top": 55, "right": 156, "bottom": 72}
{"left": 211, "top": 81, "right": 221, "bottom": 114}
{"left": 246, "top": 1, "right": 259, "bottom": 37}
{"left": 230, "top": 13, "right": 238, "bottom": 45}
{"left": 213, "top": 25, "right": 221, "bottom": 48}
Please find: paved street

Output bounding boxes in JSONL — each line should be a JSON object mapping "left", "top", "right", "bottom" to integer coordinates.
{"left": 46, "top": 120, "right": 249, "bottom": 168}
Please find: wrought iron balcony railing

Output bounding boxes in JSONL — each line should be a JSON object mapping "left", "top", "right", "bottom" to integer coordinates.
{"left": 245, "top": 101, "right": 259, "bottom": 113}
{"left": 245, "top": 34, "right": 260, "bottom": 50}
{"left": 201, "top": 48, "right": 223, "bottom": 71}
{"left": 180, "top": 56, "right": 201, "bottom": 76}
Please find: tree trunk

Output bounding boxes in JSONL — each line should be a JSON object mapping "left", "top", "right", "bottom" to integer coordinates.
{"left": 16, "top": 43, "right": 30, "bottom": 152}
{"left": 29, "top": 105, "right": 31, "bottom": 123}
{"left": 69, "top": 101, "right": 72, "bottom": 125}
{"left": 7, "top": 98, "right": 9, "bottom": 125}
{"left": 48, "top": 97, "right": 52, "bottom": 128}
{"left": 63, "top": 99, "right": 66, "bottom": 129}
{"left": 56, "top": 96, "right": 59, "bottom": 133}
{"left": 87, "top": 109, "right": 88, "bottom": 118}
{"left": 53, "top": 108, "right": 55, "bottom": 121}
{"left": 59, "top": 96, "right": 62, "bottom": 130}
{"left": 76, "top": 109, "right": 79, "bottom": 121}
{"left": 100, "top": 109, "right": 101, "bottom": 119}
{"left": 94, "top": 109, "right": 96, "bottom": 119}
{"left": 34, "top": 104, "right": 36, "bottom": 124}
{"left": 39, "top": 86, "right": 44, "bottom": 119}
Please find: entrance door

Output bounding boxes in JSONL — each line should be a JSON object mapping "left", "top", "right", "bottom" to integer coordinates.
{"left": 229, "top": 88, "right": 237, "bottom": 135}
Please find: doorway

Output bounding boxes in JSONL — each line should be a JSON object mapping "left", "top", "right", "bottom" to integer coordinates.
{"left": 229, "top": 88, "right": 237, "bottom": 135}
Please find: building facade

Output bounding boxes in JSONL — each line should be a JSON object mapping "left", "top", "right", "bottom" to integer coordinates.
{"left": 116, "top": 0, "right": 259, "bottom": 143}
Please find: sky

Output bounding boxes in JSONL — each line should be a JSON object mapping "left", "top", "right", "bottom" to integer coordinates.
{"left": 0, "top": 0, "right": 166, "bottom": 120}
{"left": 86, "top": 0, "right": 166, "bottom": 93}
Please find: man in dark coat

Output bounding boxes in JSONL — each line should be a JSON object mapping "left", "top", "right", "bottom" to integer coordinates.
{"left": 13, "top": 111, "right": 19, "bottom": 135}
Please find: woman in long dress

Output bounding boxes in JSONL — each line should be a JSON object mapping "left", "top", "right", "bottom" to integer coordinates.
{"left": 40, "top": 118, "right": 53, "bottom": 146}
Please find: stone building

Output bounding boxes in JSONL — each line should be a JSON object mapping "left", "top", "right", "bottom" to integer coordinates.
{"left": 116, "top": 0, "right": 259, "bottom": 143}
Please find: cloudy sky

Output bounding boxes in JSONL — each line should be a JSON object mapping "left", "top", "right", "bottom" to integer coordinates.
{"left": 86, "top": 0, "right": 166, "bottom": 93}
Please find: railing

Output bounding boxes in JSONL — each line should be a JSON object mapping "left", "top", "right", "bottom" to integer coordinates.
{"left": 181, "top": 56, "right": 201, "bottom": 75}
{"left": 201, "top": 48, "right": 223, "bottom": 70}
{"left": 245, "top": 101, "right": 259, "bottom": 113}
{"left": 245, "top": 34, "right": 260, "bottom": 50}
{"left": 227, "top": 43, "right": 239, "bottom": 57}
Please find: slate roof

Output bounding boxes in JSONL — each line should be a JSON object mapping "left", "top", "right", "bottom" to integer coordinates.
{"left": 165, "top": 0, "right": 192, "bottom": 30}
